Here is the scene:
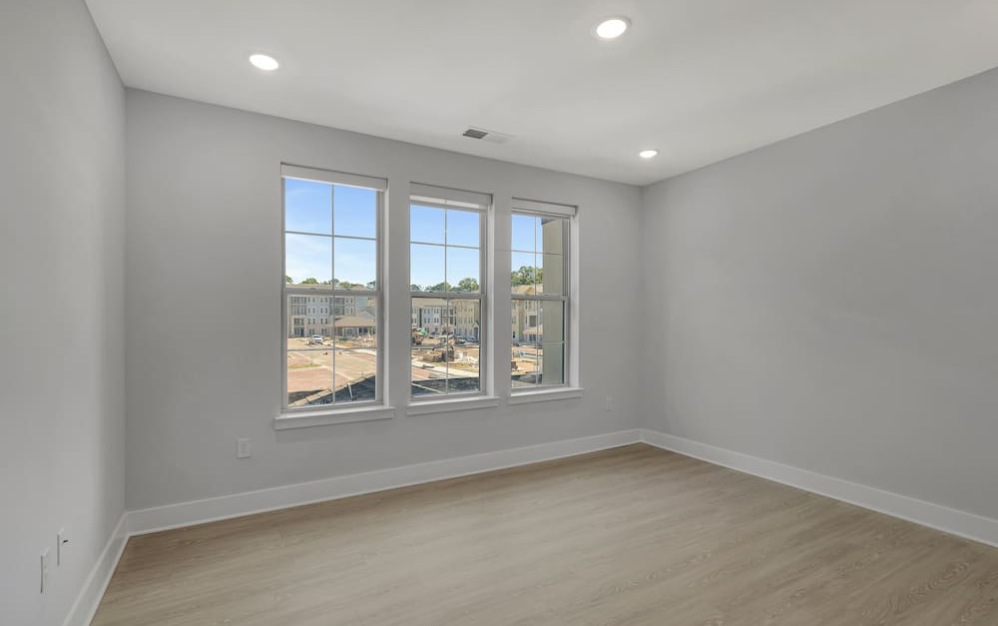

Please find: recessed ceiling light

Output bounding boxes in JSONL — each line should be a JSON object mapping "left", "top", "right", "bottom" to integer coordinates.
{"left": 639, "top": 149, "right": 659, "bottom": 159}
{"left": 249, "top": 54, "right": 279, "bottom": 71}
{"left": 594, "top": 17, "right": 630, "bottom": 40}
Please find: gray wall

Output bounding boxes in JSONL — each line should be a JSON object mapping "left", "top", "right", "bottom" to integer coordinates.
{"left": 0, "top": 1, "right": 126, "bottom": 624}
{"left": 641, "top": 68, "right": 998, "bottom": 521}
{"left": 124, "top": 91, "right": 643, "bottom": 510}
{"left": 9, "top": 9, "right": 995, "bottom": 619}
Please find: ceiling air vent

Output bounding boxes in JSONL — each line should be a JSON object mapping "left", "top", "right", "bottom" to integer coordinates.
{"left": 461, "top": 126, "right": 513, "bottom": 144}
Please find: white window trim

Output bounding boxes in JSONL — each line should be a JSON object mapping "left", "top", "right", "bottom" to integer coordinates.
{"left": 406, "top": 395, "right": 501, "bottom": 416}
{"left": 410, "top": 183, "right": 490, "bottom": 209}
{"left": 510, "top": 200, "right": 580, "bottom": 398}
{"left": 409, "top": 184, "right": 493, "bottom": 404}
{"left": 510, "top": 198, "right": 577, "bottom": 218}
{"left": 507, "top": 387, "right": 584, "bottom": 405}
{"left": 274, "top": 405, "right": 397, "bottom": 430}
{"left": 279, "top": 164, "right": 388, "bottom": 427}
{"left": 276, "top": 171, "right": 583, "bottom": 423}
{"left": 282, "top": 164, "right": 387, "bottom": 191}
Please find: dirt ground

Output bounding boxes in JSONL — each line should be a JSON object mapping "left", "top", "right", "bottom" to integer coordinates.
{"left": 288, "top": 337, "right": 552, "bottom": 396}
{"left": 287, "top": 336, "right": 377, "bottom": 394}
{"left": 287, "top": 336, "right": 485, "bottom": 395}
{"left": 410, "top": 336, "right": 481, "bottom": 380}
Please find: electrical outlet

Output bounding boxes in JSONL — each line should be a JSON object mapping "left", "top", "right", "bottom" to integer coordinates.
{"left": 606, "top": 396, "right": 613, "bottom": 412}
{"left": 57, "top": 529, "right": 66, "bottom": 566}
{"left": 40, "top": 549, "right": 49, "bottom": 593}
{"left": 236, "top": 438, "right": 252, "bottom": 459}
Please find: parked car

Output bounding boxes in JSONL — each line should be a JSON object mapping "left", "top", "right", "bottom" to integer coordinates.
{"left": 308, "top": 335, "right": 323, "bottom": 345}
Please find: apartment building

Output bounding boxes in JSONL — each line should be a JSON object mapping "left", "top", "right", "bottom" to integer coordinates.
{"left": 411, "top": 298, "right": 480, "bottom": 340}
{"left": 287, "top": 284, "right": 374, "bottom": 339}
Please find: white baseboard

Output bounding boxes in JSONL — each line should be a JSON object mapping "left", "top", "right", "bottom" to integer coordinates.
{"left": 640, "top": 428, "right": 998, "bottom": 549}
{"left": 68, "top": 428, "right": 998, "bottom": 625}
{"left": 67, "top": 430, "right": 641, "bottom": 624}
{"left": 128, "top": 429, "right": 643, "bottom": 536}
{"left": 62, "top": 513, "right": 129, "bottom": 626}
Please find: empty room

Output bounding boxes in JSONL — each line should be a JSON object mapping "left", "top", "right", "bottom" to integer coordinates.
{"left": 5, "top": 0, "right": 998, "bottom": 624}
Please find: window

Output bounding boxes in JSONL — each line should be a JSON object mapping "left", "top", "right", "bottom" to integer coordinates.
{"left": 282, "top": 165, "right": 386, "bottom": 412}
{"left": 511, "top": 200, "right": 575, "bottom": 390}
{"left": 410, "top": 184, "right": 490, "bottom": 399}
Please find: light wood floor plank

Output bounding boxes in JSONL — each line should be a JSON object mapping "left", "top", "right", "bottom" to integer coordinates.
{"left": 92, "top": 445, "right": 998, "bottom": 625}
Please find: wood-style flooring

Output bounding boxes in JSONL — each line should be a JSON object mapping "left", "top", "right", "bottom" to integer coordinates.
{"left": 92, "top": 444, "right": 998, "bottom": 625}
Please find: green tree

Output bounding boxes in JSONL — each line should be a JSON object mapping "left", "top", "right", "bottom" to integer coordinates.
{"left": 366, "top": 280, "right": 377, "bottom": 289}
{"left": 455, "top": 277, "right": 479, "bottom": 292}
{"left": 411, "top": 284, "right": 422, "bottom": 292}
{"left": 511, "top": 266, "right": 540, "bottom": 286}
{"left": 428, "top": 281, "right": 451, "bottom": 292}
{"left": 301, "top": 277, "right": 319, "bottom": 285}
{"left": 285, "top": 275, "right": 293, "bottom": 284}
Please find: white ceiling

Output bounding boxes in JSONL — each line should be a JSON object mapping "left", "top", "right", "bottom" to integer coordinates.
{"left": 86, "top": 0, "right": 998, "bottom": 186}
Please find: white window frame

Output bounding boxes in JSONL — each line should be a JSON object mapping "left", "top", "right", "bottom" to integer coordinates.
{"left": 409, "top": 183, "right": 492, "bottom": 404}
{"left": 278, "top": 164, "right": 393, "bottom": 427}
{"left": 510, "top": 199, "right": 580, "bottom": 397}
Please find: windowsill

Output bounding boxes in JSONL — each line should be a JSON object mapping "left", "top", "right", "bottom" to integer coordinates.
{"left": 508, "top": 387, "right": 584, "bottom": 405}
{"left": 274, "top": 405, "right": 397, "bottom": 430}
{"left": 406, "top": 395, "right": 501, "bottom": 416}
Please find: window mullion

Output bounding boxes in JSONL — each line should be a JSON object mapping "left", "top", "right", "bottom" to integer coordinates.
{"left": 330, "top": 180, "right": 337, "bottom": 405}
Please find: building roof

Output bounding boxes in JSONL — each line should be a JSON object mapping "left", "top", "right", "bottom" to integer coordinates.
{"left": 288, "top": 282, "right": 374, "bottom": 292}
{"left": 512, "top": 284, "right": 543, "bottom": 295}
{"left": 335, "top": 315, "right": 376, "bottom": 328}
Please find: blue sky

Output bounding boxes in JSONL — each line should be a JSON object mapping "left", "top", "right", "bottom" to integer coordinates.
{"left": 512, "top": 213, "right": 538, "bottom": 253}
{"left": 285, "top": 181, "right": 482, "bottom": 289}
{"left": 285, "top": 179, "right": 377, "bottom": 285}
{"left": 286, "top": 180, "right": 559, "bottom": 290}
{"left": 410, "top": 205, "right": 480, "bottom": 289}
